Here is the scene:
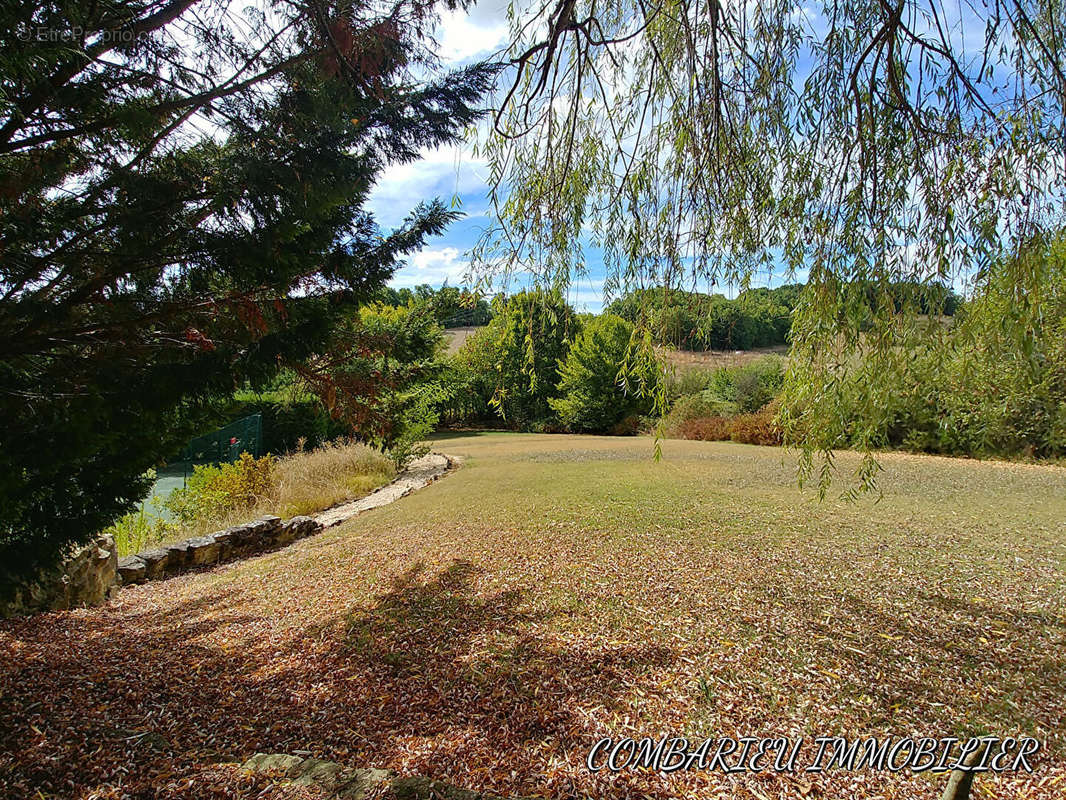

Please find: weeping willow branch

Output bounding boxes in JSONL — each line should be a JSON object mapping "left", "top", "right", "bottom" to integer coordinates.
{"left": 476, "top": 0, "right": 1066, "bottom": 492}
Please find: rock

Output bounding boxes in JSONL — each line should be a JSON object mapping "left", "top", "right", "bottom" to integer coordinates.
{"left": 61, "top": 534, "right": 118, "bottom": 608}
{"left": 242, "top": 752, "right": 304, "bottom": 773}
{"left": 242, "top": 754, "right": 390, "bottom": 800}
{"left": 164, "top": 541, "right": 193, "bottom": 572}
{"left": 0, "top": 534, "right": 118, "bottom": 617}
{"left": 272, "top": 521, "right": 297, "bottom": 546}
{"left": 225, "top": 522, "right": 257, "bottom": 549}
{"left": 138, "top": 548, "right": 169, "bottom": 580}
{"left": 276, "top": 515, "right": 318, "bottom": 545}
{"left": 209, "top": 529, "right": 235, "bottom": 560}
{"left": 248, "top": 515, "right": 282, "bottom": 543}
{"left": 187, "top": 536, "right": 221, "bottom": 565}
{"left": 297, "top": 516, "right": 321, "bottom": 538}
{"left": 116, "top": 555, "right": 147, "bottom": 584}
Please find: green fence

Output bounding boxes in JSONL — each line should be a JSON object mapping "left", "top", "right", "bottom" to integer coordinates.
{"left": 180, "top": 413, "right": 263, "bottom": 466}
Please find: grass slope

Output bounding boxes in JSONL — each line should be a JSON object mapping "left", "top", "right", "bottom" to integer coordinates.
{"left": 1, "top": 434, "right": 1064, "bottom": 799}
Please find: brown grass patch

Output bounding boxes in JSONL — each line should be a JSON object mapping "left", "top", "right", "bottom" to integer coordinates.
{"left": 659, "top": 343, "right": 789, "bottom": 372}
{"left": 6, "top": 434, "right": 1065, "bottom": 799}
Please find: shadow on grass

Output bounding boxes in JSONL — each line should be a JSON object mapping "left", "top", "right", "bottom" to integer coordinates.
{"left": 727, "top": 586, "right": 1066, "bottom": 741}
{"left": 0, "top": 561, "right": 674, "bottom": 798}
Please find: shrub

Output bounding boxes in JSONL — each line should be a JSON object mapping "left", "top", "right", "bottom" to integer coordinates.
{"left": 664, "top": 367, "right": 717, "bottom": 400}
{"left": 550, "top": 314, "right": 660, "bottom": 433}
{"left": 729, "top": 401, "right": 784, "bottom": 445}
{"left": 661, "top": 394, "right": 738, "bottom": 436}
{"left": 675, "top": 415, "right": 733, "bottom": 441}
{"left": 705, "top": 356, "right": 786, "bottom": 413}
{"left": 165, "top": 453, "right": 277, "bottom": 524}
{"left": 153, "top": 441, "right": 395, "bottom": 542}
{"left": 105, "top": 507, "right": 178, "bottom": 557}
{"left": 667, "top": 401, "right": 782, "bottom": 445}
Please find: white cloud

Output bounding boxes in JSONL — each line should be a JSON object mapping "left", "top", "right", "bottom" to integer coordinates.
{"left": 368, "top": 144, "right": 489, "bottom": 228}
{"left": 434, "top": 0, "right": 512, "bottom": 63}
{"left": 390, "top": 246, "right": 471, "bottom": 288}
{"left": 436, "top": 6, "right": 509, "bottom": 63}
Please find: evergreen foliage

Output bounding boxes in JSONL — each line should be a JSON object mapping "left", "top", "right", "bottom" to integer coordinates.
{"left": 0, "top": 0, "right": 496, "bottom": 589}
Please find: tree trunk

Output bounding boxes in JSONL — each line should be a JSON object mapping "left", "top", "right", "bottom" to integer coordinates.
{"left": 940, "top": 742, "right": 988, "bottom": 800}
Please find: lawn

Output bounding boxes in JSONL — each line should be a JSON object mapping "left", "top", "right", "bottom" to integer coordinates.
{"left": 1, "top": 434, "right": 1064, "bottom": 799}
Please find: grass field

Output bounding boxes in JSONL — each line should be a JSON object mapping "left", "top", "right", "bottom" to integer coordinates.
{"left": 659, "top": 344, "right": 790, "bottom": 372}
{"left": 442, "top": 325, "right": 484, "bottom": 355}
{"left": 1, "top": 434, "right": 1064, "bottom": 799}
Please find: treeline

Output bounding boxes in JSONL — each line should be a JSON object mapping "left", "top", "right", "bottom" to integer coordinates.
{"left": 607, "top": 281, "right": 961, "bottom": 351}
{"left": 606, "top": 285, "right": 802, "bottom": 350}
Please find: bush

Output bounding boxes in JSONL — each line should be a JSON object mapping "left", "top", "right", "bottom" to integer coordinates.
{"left": 106, "top": 507, "right": 178, "bottom": 557}
{"left": 664, "top": 367, "right": 717, "bottom": 400}
{"left": 729, "top": 401, "right": 784, "bottom": 445}
{"left": 674, "top": 415, "right": 733, "bottom": 441}
{"left": 550, "top": 315, "right": 659, "bottom": 433}
{"left": 662, "top": 357, "right": 785, "bottom": 444}
{"left": 705, "top": 356, "right": 786, "bottom": 413}
{"left": 661, "top": 394, "right": 738, "bottom": 435}
{"left": 165, "top": 453, "right": 277, "bottom": 524}
{"left": 154, "top": 441, "right": 395, "bottom": 542}
{"left": 667, "top": 401, "right": 782, "bottom": 445}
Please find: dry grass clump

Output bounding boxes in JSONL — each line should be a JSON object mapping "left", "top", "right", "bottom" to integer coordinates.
{"left": 269, "top": 438, "right": 396, "bottom": 518}
{"left": 109, "top": 440, "right": 395, "bottom": 554}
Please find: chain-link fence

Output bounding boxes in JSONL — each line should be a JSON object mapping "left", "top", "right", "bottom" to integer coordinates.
{"left": 179, "top": 413, "right": 263, "bottom": 465}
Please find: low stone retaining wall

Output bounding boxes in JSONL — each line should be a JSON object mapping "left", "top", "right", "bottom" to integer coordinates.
{"left": 0, "top": 535, "right": 119, "bottom": 618}
{"left": 1, "top": 454, "right": 452, "bottom": 615}
{"left": 117, "top": 453, "right": 452, "bottom": 586}
{"left": 116, "top": 514, "right": 320, "bottom": 585}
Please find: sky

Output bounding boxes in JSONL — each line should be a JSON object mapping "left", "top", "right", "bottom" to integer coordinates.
{"left": 365, "top": 0, "right": 636, "bottom": 313}
{"left": 365, "top": 1, "right": 521, "bottom": 301}
{"left": 365, "top": 1, "right": 853, "bottom": 311}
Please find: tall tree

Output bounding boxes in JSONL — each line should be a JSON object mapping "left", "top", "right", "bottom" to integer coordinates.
{"left": 0, "top": 0, "right": 496, "bottom": 591}
{"left": 479, "top": 0, "right": 1066, "bottom": 489}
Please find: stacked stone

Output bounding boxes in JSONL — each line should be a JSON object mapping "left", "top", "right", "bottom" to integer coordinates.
{"left": 116, "top": 515, "right": 320, "bottom": 585}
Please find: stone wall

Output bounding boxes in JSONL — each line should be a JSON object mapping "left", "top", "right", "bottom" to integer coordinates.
{"left": 0, "top": 517, "right": 321, "bottom": 617}
{"left": 116, "top": 515, "right": 321, "bottom": 585}
{"left": 0, "top": 535, "right": 118, "bottom": 618}
{"left": 2, "top": 453, "right": 452, "bottom": 616}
